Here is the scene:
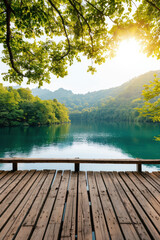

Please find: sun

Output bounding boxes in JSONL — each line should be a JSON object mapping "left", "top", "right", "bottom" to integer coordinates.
{"left": 116, "top": 38, "right": 142, "bottom": 64}
{"left": 97, "top": 37, "right": 160, "bottom": 91}
{"left": 111, "top": 38, "right": 155, "bottom": 75}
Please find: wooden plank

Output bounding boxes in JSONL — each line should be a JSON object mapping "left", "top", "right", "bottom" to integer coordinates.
{"left": 0, "top": 171, "right": 22, "bottom": 197}
{"left": 44, "top": 171, "right": 70, "bottom": 240}
{"left": 87, "top": 171, "right": 110, "bottom": 240}
{"left": 152, "top": 172, "right": 160, "bottom": 179}
{"left": 141, "top": 172, "right": 160, "bottom": 192}
{"left": 0, "top": 171, "right": 20, "bottom": 189}
{"left": 0, "top": 171, "right": 27, "bottom": 203}
{"left": 127, "top": 172, "right": 160, "bottom": 214}
{"left": 110, "top": 172, "right": 151, "bottom": 240}
{"left": 95, "top": 172, "right": 124, "bottom": 240}
{"left": 120, "top": 172, "right": 160, "bottom": 236}
{"left": 61, "top": 172, "right": 77, "bottom": 239}
{"left": 77, "top": 171, "right": 92, "bottom": 240}
{"left": 102, "top": 172, "right": 140, "bottom": 239}
{"left": 30, "top": 171, "right": 62, "bottom": 240}
{"left": 102, "top": 172, "right": 131, "bottom": 224}
{"left": 0, "top": 171, "right": 42, "bottom": 232}
{"left": 0, "top": 171, "right": 9, "bottom": 180}
{"left": 121, "top": 224, "right": 143, "bottom": 240}
{"left": 0, "top": 171, "right": 47, "bottom": 240}
{"left": 153, "top": 172, "right": 160, "bottom": 177}
{"left": 133, "top": 172, "right": 160, "bottom": 203}
{"left": 0, "top": 171, "right": 35, "bottom": 215}
{"left": 149, "top": 172, "right": 160, "bottom": 185}
{"left": 117, "top": 172, "right": 160, "bottom": 239}
{"left": 14, "top": 171, "right": 55, "bottom": 240}
{"left": 149, "top": 172, "right": 160, "bottom": 182}
{"left": 1, "top": 170, "right": 160, "bottom": 240}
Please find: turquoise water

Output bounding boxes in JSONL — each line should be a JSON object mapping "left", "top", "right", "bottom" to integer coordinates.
{"left": 0, "top": 121, "right": 160, "bottom": 171}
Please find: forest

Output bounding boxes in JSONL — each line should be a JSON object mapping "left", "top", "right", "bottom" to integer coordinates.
{"left": 32, "top": 71, "right": 160, "bottom": 123}
{"left": 1, "top": 1, "right": 160, "bottom": 126}
{"left": 0, "top": 84, "right": 70, "bottom": 127}
{"left": 0, "top": 71, "right": 159, "bottom": 126}
{"left": 70, "top": 98, "right": 145, "bottom": 122}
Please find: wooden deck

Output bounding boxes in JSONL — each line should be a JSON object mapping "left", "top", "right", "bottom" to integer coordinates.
{"left": 0, "top": 170, "right": 160, "bottom": 240}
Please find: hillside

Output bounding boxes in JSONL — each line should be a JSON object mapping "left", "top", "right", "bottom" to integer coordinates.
{"left": 0, "top": 85, "right": 70, "bottom": 127}
{"left": 32, "top": 87, "right": 115, "bottom": 110}
{"left": 32, "top": 70, "right": 160, "bottom": 112}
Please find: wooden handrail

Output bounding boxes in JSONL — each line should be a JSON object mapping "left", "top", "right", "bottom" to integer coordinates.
{"left": 0, "top": 157, "right": 160, "bottom": 172}
{"left": 0, "top": 157, "right": 160, "bottom": 163}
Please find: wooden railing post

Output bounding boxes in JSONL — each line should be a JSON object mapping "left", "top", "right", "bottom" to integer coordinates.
{"left": 75, "top": 163, "right": 79, "bottom": 172}
{"left": 137, "top": 164, "right": 142, "bottom": 172}
{"left": 13, "top": 162, "right": 17, "bottom": 171}
{"left": 75, "top": 157, "right": 80, "bottom": 172}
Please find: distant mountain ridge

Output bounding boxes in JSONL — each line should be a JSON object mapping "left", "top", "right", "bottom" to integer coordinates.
{"left": 31, "top": 70, "right": 160, "bottom": 111}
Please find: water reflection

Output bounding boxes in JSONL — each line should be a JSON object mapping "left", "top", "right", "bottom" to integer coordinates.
{"left": 0, "top": 121, "right": 160, "bottom": 170}
{"left": 0, "top": 124, "right": 71, "bottom": 158}
{"left": 80, "top": 121, "right": 160, "bottom": 159}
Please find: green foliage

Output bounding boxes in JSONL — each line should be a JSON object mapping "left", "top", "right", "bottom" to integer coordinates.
{"left": 1, "top": 1, "right": 160, "bottom": 85}
{"left": 70, "top": 97, "right": 146, "bottom": 123}
{"left": 0, "top": 84, "right": 70, "bottom": 127}
{"left": 138, "top": 75, "right": 160, "bottom": 122}
{"left": 137, "top": 74, "right": 160, "bottom": 140}
{"left": 31, "top": 70, "right": 159, "bottom": 123}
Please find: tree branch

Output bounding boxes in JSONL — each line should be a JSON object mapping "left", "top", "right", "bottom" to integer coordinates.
{"left": 145, "top": 0, "right": 160, "bottom": 11}
{"left": 131, "top": 0, "right": 138, "bottom": 9}
{"left": 84, "top": 0, "right": 119, "bottom": 26}
{"left": 48, "top": 0, "right": 71, "bottom": 61}
{"left": 3, "top": 0, "right": 24, "bottom": 76}
{"left": 69, "top": 0, "right": 94, "bottom": 54}
{"left": 84, "top": 0, "right": 104, "bottom": 14}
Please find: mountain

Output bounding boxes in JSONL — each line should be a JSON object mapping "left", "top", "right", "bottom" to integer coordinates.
{"left": 32, "top": 88, "right": 73, "bottom": 101}
{"left": 32, "top": 70, "right": 160, "bottom": 112}
{"left": 32, "top": 87, "right": 116, "bottom": 109}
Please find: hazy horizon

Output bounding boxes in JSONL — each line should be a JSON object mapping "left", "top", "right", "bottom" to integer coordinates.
{"left": 2, "top": 68, "right": 160, "bottom": 96}
{"left": 1, "top": 38, "right": 160, "bottom": 94}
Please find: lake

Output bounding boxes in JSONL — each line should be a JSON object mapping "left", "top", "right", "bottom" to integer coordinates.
{"left": 0, "top": 121, "right": 160, "bottom": 171}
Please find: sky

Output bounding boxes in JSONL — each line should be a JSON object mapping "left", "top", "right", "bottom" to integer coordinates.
{"left": 0, "top": 38, "right": 160, "bottom": 94}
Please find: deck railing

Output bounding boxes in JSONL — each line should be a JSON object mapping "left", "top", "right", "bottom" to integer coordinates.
{"left": 0, "top": 157, "right": 160, "bottom": 172}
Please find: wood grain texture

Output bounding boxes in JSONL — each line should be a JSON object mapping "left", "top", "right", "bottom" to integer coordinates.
{"left": 0, "top": 170, "right": 159, "bottom": 240}
{"left": 77, "top": 172, "right": 92, "bottom": 240}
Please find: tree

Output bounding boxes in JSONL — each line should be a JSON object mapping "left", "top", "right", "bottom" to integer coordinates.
{"left": 138, "top": 75, "right": 160, "bottom": 121}
{"left": 0, "top": 84, "right": 70, "bottom": 126}
{"left": 138, "top": 75, "right": 160, "bottom": 140}
{"left": 1, "top": 0, "right": 160, "bottom": 86}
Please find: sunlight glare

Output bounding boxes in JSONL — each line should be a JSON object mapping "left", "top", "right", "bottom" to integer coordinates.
{"left": 98, "top": 38, "right": 160, "bottom": 92}
{"left": 107, "top": 37, "right": 157, "bottom": 80}
{"left": 116, "top": 38, "right": 142, "bottom": 65}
